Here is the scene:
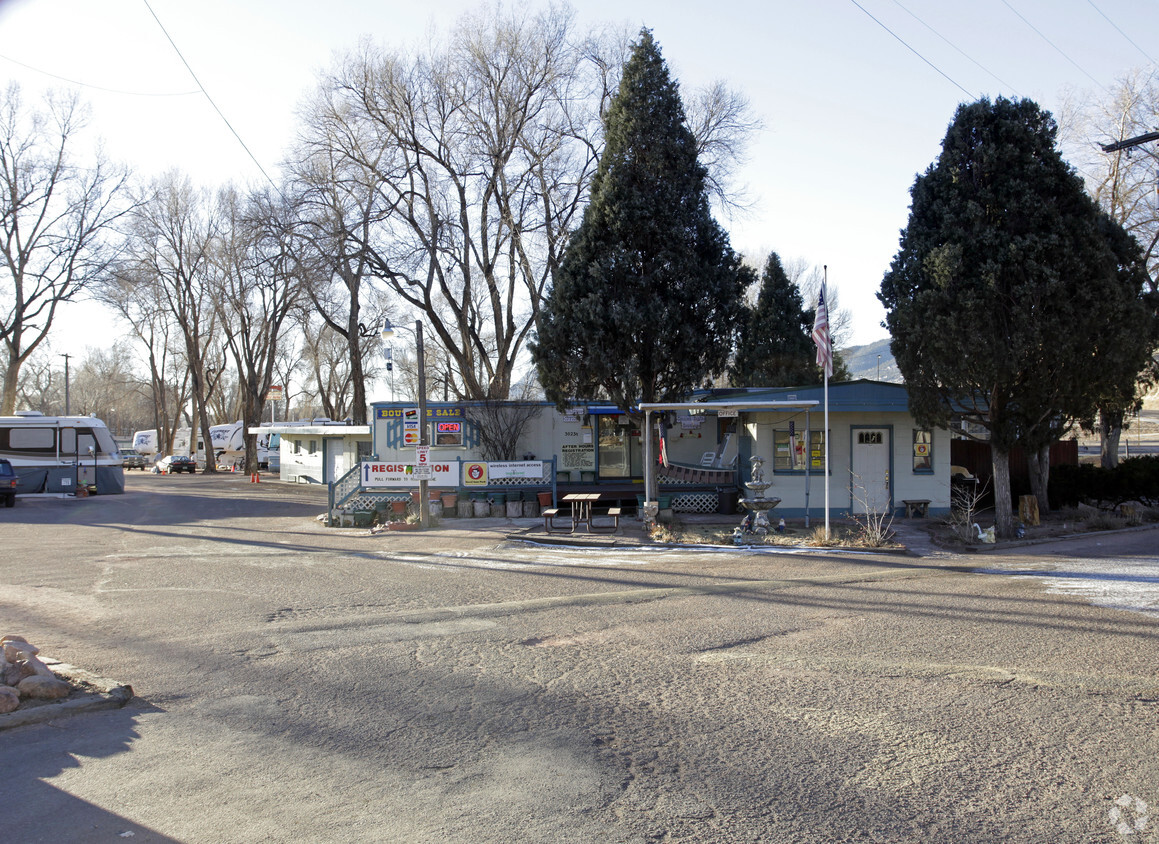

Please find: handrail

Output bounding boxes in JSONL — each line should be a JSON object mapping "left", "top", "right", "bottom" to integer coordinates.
{"left": 329, "top": 463, "right": 363, "bottom": 511}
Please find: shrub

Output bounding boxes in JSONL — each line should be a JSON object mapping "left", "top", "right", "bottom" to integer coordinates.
{"left": 1049, "top": 456, "right": 1159, "bottom": 510}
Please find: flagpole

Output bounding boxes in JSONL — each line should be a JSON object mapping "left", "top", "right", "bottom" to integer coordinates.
{"left": 813, "top": 265, "right": 832, "bottom": 540}
{"left": 823, "top": 359, "right": 830, "bottom": 539}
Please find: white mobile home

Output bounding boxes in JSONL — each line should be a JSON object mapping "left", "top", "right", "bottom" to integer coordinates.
{"left": 250, "top": 421, "right": 371, "bottom": 485}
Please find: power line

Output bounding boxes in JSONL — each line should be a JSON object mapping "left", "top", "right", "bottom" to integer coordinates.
{"left": 142, "top": 0, "right": 278, "bottom": 190}
{"left": 888, "top": 0, "right": 1021, "bottom": 97}
{"left": 1086, "top": 0, "right": 1158, "bottom": 68}
{"left": 0, "top": 51, "right": 200, "bottom": 97}
{"left": 1000, "top": 0, "right": 1110, "bottom": 94}
{"left": 848, "top": 0, "right": 976, "bottom": 101}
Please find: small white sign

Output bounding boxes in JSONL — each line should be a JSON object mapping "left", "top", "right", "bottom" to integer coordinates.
{"left": 415, "top": 445, "right": 430, "bottom": 466}
{"left": 718, "top": 409, "right": 739, "bottom": 418}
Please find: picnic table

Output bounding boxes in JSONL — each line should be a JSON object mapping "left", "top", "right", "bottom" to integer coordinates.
{"left": 543, "top": 493, "right": 621, "bottom": 534}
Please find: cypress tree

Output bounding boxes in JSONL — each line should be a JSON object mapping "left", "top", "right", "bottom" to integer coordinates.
{"left": 879, "top": 97, "right": 1156, "bottom": 536}
{"left": 531, "top": 29, "right": 745, "bottom": 413}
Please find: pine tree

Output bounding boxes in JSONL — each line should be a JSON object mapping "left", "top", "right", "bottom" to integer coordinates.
{"left": 879, "top": 97, "right": 1157, "bottom": 536}
{"left": 731, "top": 252, "right": 834, "bottom": 387}
{"left": 531, "top": 30, "right": 745, "bottom": 413}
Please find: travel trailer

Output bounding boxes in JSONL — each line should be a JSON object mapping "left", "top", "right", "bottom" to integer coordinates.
{"left": 131, "top": 421, "right": 270, "bottom": 469}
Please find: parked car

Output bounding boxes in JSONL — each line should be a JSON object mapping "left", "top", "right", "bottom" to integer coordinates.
{"left": 158, "top": 454, "right": 197, "bottom": 474}
{"left": 0, "top": 458, "right": 16, "bottom": 507}
{"left": 120, "top": 448, "right": 148, "bottom": 470}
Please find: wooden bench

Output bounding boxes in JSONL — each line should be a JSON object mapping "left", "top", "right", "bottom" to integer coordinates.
{"left": 542, "top": 507, "right": 571, "bottom": 533}
{"left": 588, "top": 506, "right": 622, "bottom": 534}
{"left": 903, "top": 499, "right": 930, "bottom": 518}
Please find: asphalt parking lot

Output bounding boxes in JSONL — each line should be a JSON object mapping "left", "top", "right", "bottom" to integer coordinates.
{"left": 2, "top": 472, "right": 1158, "bottom": 842}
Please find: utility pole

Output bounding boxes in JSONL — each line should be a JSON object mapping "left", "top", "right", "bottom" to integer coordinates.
{"left": 1101, "top": 131, "right": 1159, "bottom": 153}
{"left": 61, "top": 353, "right": 71, "bottom": 415}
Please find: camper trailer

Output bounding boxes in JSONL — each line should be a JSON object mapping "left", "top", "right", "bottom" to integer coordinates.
{"left": 132, "top": 422, "right": 271, "bottom": 469}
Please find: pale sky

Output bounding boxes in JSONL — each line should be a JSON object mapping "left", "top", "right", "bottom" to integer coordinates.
{"left": 2, "top": 0, "right": 1156, "bottom": 365}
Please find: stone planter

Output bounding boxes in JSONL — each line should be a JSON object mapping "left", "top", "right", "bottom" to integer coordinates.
{"left": 457, "top": 499, "right": 472, "bottom": 518}
{"left": 441, "top": 493, "right": 458, "bottom": 514}
{"left": 473, "top": 499, "right": 490, "bottom": 518}
{"left": 522, "top": 501, "right": 537, "bottom": 517}
{"left": 506, "top": 500, "right": 522, "bottom": 519}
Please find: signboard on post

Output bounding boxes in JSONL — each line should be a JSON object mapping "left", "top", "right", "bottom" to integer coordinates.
{"left": 265, "top": 385, "right": 283, "bottom": 402}
{"left": 415, "top": 445, "right": 430, "bottom": 466}
{"left": 361, "top": 462, "right": 457, "bottom": 487}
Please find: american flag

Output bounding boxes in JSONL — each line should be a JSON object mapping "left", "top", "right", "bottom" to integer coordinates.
{"left": 812, "top": 280, "right": 833, "bottom": 379}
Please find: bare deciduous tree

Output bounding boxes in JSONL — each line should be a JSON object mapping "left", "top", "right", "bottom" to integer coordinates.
{"left": 310, "top": 7, "right": 612, "bottom": 401}
{"left": 1069, "top": 68, "right": 1159, "bottom": 466}
{"left": 119, "top": 172, "right": 221, "bottom": 471}
{"left": 0, "top": 84, "right": 130, "bottom": 414}
{"left": 214, "top": 186, "right": 304, "bottom": 471}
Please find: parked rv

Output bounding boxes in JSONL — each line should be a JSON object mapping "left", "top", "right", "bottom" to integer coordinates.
{"left": 0, "top": 412, "right": 125, "bottom": 495}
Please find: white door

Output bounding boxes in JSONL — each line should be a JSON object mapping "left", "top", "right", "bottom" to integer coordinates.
{"left": 325, "top": 441, "right": 345, "bottom": 483}
{"left": 851, "top": 428, "right": 891, "bottom": 514}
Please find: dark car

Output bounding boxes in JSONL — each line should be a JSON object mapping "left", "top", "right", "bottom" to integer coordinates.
{"left": 159, "top": 454, "right": 197, "bottom": 474}
{"left": 0, "top": 459, "right": 16, "bottom": 507}
{"left": 120, "top": 448, "right": 148, "bottom": 470}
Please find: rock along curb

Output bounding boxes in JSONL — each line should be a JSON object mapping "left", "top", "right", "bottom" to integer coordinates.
{"left": 0, "top": 660, "right": 133, "bottom": 731}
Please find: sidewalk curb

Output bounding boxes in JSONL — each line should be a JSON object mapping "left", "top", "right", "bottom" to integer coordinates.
{"left": 0, "top": 660, "right": 133, "bottom": 731}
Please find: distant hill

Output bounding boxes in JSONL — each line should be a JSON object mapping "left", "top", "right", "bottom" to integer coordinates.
{"left": 839, "top": 338, "right": 902, "bottom": 382}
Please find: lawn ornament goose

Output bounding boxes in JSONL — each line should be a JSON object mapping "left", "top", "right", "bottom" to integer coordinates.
{"left": 972, "top": 523, "right": 996, "bottom": 544}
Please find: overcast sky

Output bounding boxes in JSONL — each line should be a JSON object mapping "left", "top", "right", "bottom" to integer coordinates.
{"left": 2, "top": 0, "right": 1156, "bottom": 364}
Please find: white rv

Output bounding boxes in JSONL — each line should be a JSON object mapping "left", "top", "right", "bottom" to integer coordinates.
{"left": 0, "top": 412, "right": 125, "bottom": 494}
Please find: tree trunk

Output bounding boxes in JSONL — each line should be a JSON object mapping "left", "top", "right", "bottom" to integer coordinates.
{"left": 349, "top": 334, "right": 367, "bottom": 425}
{"left": 1100, "top": 410, "right": 1123, "bottom": 469}
{"left": 1026, "top": 444, "right": 1051, "bottom": 516}
{"left": 991, "top": 445, "right": 1015, "bottom": 538}
{"left": 197, "top": 400, "right": 217, "bottom": 474}
{"left": 1, "top": 357, "right": 19, "bottom": 416}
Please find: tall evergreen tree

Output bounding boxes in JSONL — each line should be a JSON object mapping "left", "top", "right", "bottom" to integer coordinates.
{"left": 731, "top": 251, "right": 846, "bottom": 386}
{"left": 879, "top": 97, "right": 1157, "bottom": 537}
{"left": 531, "top": 29, "right": 745, "bottom": 415}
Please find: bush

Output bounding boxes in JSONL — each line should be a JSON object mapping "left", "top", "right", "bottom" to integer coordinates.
{"left": 1050, "top": 456, "right": 1159, "bottom": 509}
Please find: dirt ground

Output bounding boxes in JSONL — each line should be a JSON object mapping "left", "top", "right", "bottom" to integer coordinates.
{"left": 655, "top": 504, "right": 1159, "bottom": 554}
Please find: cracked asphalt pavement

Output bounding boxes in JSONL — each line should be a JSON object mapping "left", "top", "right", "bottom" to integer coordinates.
{"left": 2, "top": 473, "right": 1157, "bottom": 842}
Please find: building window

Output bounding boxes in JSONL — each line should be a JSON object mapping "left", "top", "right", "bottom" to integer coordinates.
{"left": 433, "top": 420, "right": 464, "bottom": 447}
{"left": 913, "top": 429, "right": 933, "bottom": 473}
{"left": 857, "top": 431, "right": 883, "bottom": 445}
{"left": 773, "top": 429, "right": 826, "bottom": 473}
{"left": 293, "top": 439, "right": 301, "bottom": 454}
{"left": 309, "top": 440, "right": 317, "bottom": 454}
